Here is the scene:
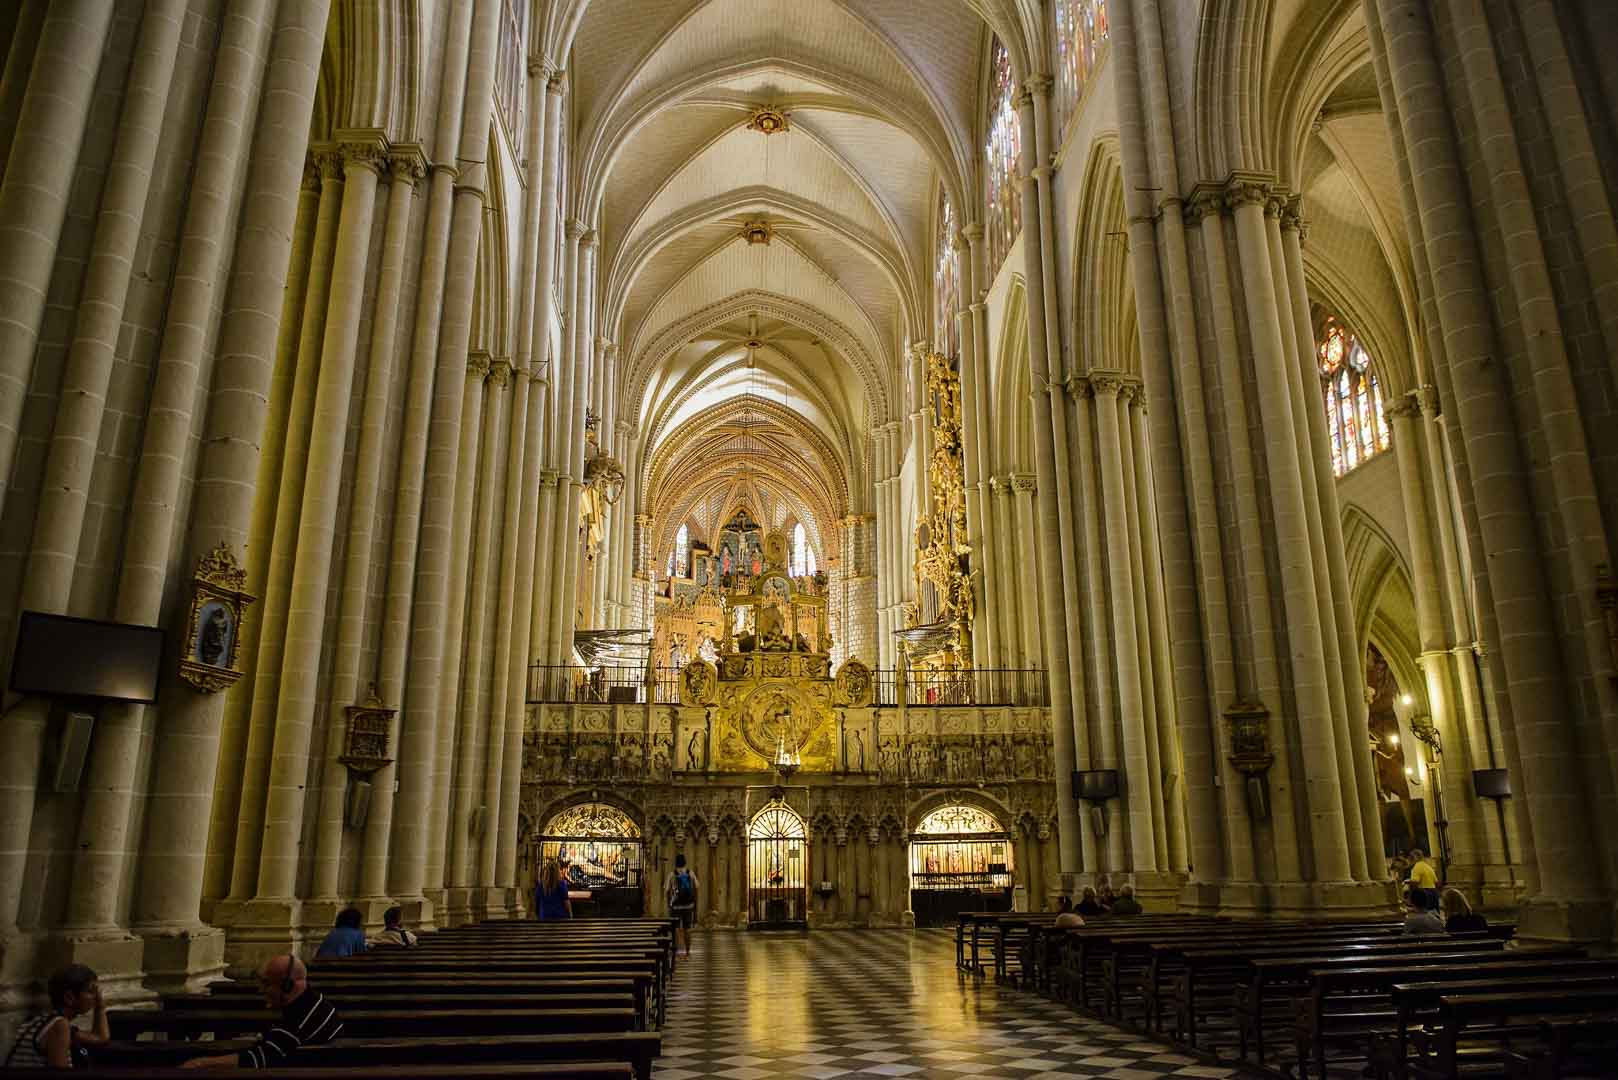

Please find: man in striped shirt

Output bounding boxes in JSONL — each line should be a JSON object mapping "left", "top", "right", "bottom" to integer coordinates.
{"left": 180, "top": 955, "right": 342, "bottom": 1069}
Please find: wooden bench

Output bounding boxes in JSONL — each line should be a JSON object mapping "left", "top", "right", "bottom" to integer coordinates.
{"left": 5, "top": 1065, "right": 633, "bottom": 1080}
{"left": 107, "top": 1005, "right": 638, "bottom": 1041}
{"left": 1291, "top": 951, "right": 1597, "bottom": 1080}
{"left": 92, "top": 1031, "right": 664, "bottom": 1080}
{"left": 1504, "top": 1016, "right": 1618, "bottom": 1080}
{"left": 1407, "top": 988, "right": 1618, "bottom": 1080}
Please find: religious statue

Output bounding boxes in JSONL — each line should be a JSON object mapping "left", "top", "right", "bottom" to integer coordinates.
{"left": 850, "top": 728, "right": 865, "bottom": 773}
{"left": 879, "top": 736, "right": 900, "bottom": 779}
{"left": 794, "top": 632, "right": 811, "bottom": 652}
{"left": 200, "top": 607, "right": 230, "bottom": 666}
{"left": 986, "top": 737, "right": 1005, "bottom": 778}
{"left": 686, "top": 727, "right": 705, "bottom": 771}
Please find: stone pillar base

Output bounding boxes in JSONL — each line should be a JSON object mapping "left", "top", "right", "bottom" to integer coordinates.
{"left": 1514, "top": 896, "right": 1615, "bottom": 946}
{"left": 1441, "top": 860, "right": 1523, "bottom": 913}
{"left": 470, "top": 887, "right": 515, "bottom": 923}
{"left": 1177, "top": 879, "right": 1400, "bottom": 919}
{"left": 138, "top": 924, "right": 227, "bottom": 992}
{"left": 444, "top": 888, "right": 478, "bottom": 927}
{"left": 213, "top": 897, "right": 303, "bottom": 976}
{"left": 393, "top": 895, "right": 436, "bottom": 933}
{"left": 1125, "top": 870, "right": 1186, "bottom": 911}
{"left": 900, "top": 909, "right": 916, "bottom": 928}
{"left": 421, "top": 889, "right": 449, "bottom": 924}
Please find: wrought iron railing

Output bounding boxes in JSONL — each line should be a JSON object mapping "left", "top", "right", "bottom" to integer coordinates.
{"left": 873, "top": 667, "right": 1049, "bottom": 707}
{"left": 527, "top": 663, "right": 1048, "bottom": 707}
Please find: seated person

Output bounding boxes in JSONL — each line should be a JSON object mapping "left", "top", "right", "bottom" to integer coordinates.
{"left": 1096, "top": 880, "right": 1117, "bottom": 912}
{"left": 181, "top": 955, "right": 341, "bottom": 1069}
{"left": 1402, "top": 889, "right": 1444, "bottom": 935}
{"left": 1052, "top": 895, "right": 1084, "bottom": 929}
{"left": 367, "top": 905, "right": 417, "bottom": 948}
{"left": 3, "top": 963, "right": 109, "bottom": 1069}
{"left": 1109, "top": 883, "right": 1143, "bottom": 915}
{"left": 1075, "top": 886, "right": 1104, "bottom": 917}
{"left": 314, "top": 907, "right": 367, "bottom": 959}
{"left": 1440, "top": 887, "right": 1489, "bottom": 934}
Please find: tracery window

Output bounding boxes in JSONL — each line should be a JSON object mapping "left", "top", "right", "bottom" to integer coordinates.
{"left": 934, "top": 191, "right": 960, "bottom": 360}
{"left": 673, "top": 523, "right": 690, "bottom": 578}
{"left": 984, "top": 37, "right": 1023, "bottom": 281}
{"left": 915, "top": 805, "right": 1004, "bottom": 836}
{"left": 791, "top": 522, "right": 809, "bottom": 577}
{"left": 1051, "top": 0, "right": 1110, "bottom": 137}
{"left": 1318, "top": 318, "right": 1390, "bottom": 476}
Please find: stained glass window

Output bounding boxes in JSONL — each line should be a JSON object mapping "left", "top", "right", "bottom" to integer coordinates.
{"left": 674, "top": 523, "right": 690, "bottom": 578}
{"left": 1052, "top": 0, "right": 1109, "bottom": 136}
{"left": 1318, "top": 318, "right": 1390, "bottom": 476}
{"left": 984, "top": 37, "right": 1023, "bottom": 281}
{"left": 791, "top": 522, "right": 809, "bottom": 577}
{"left": 934, "top": 190, "right": 960, "bottom": 360}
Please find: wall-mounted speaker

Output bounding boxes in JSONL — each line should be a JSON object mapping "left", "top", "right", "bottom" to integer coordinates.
{"left": 1072, "top": 769, "right": 1120, "bottom": 801}
{"left": 52, "top": 711, "right": 95, "bottom": 793}
{"left": 1472, "top": 768, "right": 1511, "bottom": 799}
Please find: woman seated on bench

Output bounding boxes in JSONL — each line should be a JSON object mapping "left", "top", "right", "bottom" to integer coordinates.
{"left": 3, "top": 963, "right": 109, "bottom": 1068}
{"left": 1440, "top": 887, "right": 1489, "bottom": 934}
{"left": 1402, "top": 888, "right": 1444, "bottom": 934}
{"left": 315, "top": 907, "right": 368, "bottom": 958}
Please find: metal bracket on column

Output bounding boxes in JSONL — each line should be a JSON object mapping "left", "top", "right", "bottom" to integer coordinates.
{"left": 1223, "top": 700, "right": 1275, "bottom": 821}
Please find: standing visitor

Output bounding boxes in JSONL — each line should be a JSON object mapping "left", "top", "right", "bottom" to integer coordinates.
{"left": 1405, "top": 849, "right": 1439, "bottom": 909}
{"left": 3, "top": 964, "right": 109, "bottom": 1068}
{"left": 666, "top": 853, "right": 698, "bottom": 957}
{"left": 315, "top": 907, "right": 368, "bottom": 959}
{"left": 535, "top": 857, "right": 573, "bottom": 920}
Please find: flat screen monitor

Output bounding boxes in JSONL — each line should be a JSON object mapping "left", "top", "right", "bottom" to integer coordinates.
{"left": 1472, "top": 768, "right": 1511, "bottom": 799}
{"left": 1072, "top": 768, "right": 1120, "bottom": 801}
{"left": 9, "top": 611, "right": 164, "bottom": 704}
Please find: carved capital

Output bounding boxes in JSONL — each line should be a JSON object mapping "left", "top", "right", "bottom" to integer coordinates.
{"left": 1066, "top": 373, "right": 1094, "bottom": 400}
{"left": 547, "top": 72, "right": 567, "bottom": 95}
{"left": 565, "top": 218, "right": 585, "bottom": 239}
{"left": 488, "top": 359, "right": 513, "bottom": 387}
{"left": 339, "top": 141, "right": 387, "bottom": 174}
{"left": 467, "top": 354, "right": 492, "bottom": 379}
{"left": 1023, "top": 75, "right": 1054, "bottom": 99}
{"left": 1384, "top": 393, "right": 1421, "bottom": 420}
{"left": 1264, "top": 192, "right": 1288, "bottom": 219}
{"left": 1184, "top": 184, "right": 1225, "bottom": 224}
{"left": 314, "top": 148, "right": 345, "bottom": 182}
{"left": 1090, "top": 373, "right": 1124, "bottom": 398}
{"left": 579, "top": 228, "right": 598, "bottom": 248}
{"left": 387, "top": 149, "right": 428, "bottom": 184}
{"left": 1416, "top": 384, "right": 1440, "bottom": 417}
{"left": 1280, "top": 194, "right": 1306, "bottom": 233}
{"left": 1012, "top": 474, "right": 1037, "bottom": 493}
{"left": 1223, "top": 177, "right": 1270, "bottom": 211}
{"left": 962, "top": 221, "right": 985, "bottom": 243}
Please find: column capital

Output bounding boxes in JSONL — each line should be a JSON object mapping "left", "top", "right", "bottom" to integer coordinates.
{"left": 1222, "top": 172, "right": 1272, "bottom": 211}
{"left": 1415, "top": 383, "right": 1441, "bottom": 417}
{"left": 334, "top": 133, "right": 389, "bottom": 175}
{"left": 565, "top": 218, "right": 585, "bottom": 239}
{"left": 313, "top": 147, "right": 345, "bottom": 182}
{"left": 1091, "top": 373, "right": 1124, "bottom": 398}
{"left": 1011, "top": 474, "right": 1037, "bottom": 493}
{"left": 546, "top": 71, "right": 567, "bottom": 95}
{"left": 1280, "top": 193, "right": 1306, "bottom": 234}
{"left": 540, "top": 470, "right": 561, "bottom": 488}
{"left": 467, "top": 353, "right": 492, "bottom": 379}
{"left": 387, "top": 144, "right": 429, "bottom": 184}
{"left": 488, "top": 358, "right": 513, "bottom": 387}
{"left": 1384, "top": 393, "right": 1422, "bottom": 420}
{"left": 1066, "top": 373, "right": 1094, "bottom": 400}
{"left": 994, "top": 476, "right": 1017, "bottom": 497}
{"left": 962, "top": 221, "right": 985, "bottom": 244}
{"left": 579, "top": 228, "right": 598, "bottom": 248}
{"left": 302, "top": 158, "right": 323, "bottom": 192}
{"left": 1183, "top": 183, "right": 1225, "bottom": 224}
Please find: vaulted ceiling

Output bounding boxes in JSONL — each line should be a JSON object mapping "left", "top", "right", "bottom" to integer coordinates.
{"left": 558, "top": 0, "right": 994, "bottom": 563}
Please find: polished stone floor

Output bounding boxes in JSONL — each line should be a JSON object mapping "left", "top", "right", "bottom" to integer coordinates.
{"left": 657, "top": 929, "right": 1240, "bottom": 1079}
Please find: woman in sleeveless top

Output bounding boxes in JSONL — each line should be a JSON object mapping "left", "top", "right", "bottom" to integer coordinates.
{"left": 4, "top": 964, "right": 108, "bottom": 1069}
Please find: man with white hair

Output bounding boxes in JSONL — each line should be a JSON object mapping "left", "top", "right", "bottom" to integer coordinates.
{"left": 180, "top": 954, "right": 342, "bottom": 1069}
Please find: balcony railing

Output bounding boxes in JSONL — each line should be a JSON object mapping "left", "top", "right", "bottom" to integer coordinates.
{"left": 527, "top": 664, "right": 1048, "bottom": 707}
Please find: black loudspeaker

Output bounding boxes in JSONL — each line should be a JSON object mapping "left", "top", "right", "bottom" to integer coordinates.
{"left": 52, "top": 711, "right": 95, "bottom": 793}
{"left": 1472, "top": 768, "right": 1511, "bottom": 798}
{"left": 1072, "top": 769, "right": 1120, "bottom": 801}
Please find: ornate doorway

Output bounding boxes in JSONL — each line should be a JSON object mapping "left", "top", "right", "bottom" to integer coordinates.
{"left": 908, "top": 804, "right": 1014, "bottom": 926}
{"left": 536, "top": 802, "right": 645, "bottom": 916}
{"left": 747, "top": 800, "right": 807, "bottom": 928}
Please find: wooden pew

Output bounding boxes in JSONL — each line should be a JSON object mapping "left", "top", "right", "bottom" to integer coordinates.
{"left": 1503, "top": 1017, "right": 1618, "bottom": 1080}
{"left": 5, "top": 1065, "right": 633, "bottom": 1080}
{"left": 1409, "top": 988, "right": 1618, "bottom": 1080}
{"left": 107, "top": 1005, "right": 638, "bottom": 1041}
{"left": 91, "top": 1031, "right": 664, "bottom": 1080}
{"left": 1291, "top": 951, "right": 1598, "bottom": 1080}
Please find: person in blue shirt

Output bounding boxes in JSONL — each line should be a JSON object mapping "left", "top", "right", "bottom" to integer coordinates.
{"left": 315, "top": 907, "right": 368, "bottom": 958}
{"left": 535, "top": 858, "right": 572, "bottom": 920}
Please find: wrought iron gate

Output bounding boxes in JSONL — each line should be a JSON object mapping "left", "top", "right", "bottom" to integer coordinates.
{"left": 747, "top": 800, "right": 807, "bottom": 927}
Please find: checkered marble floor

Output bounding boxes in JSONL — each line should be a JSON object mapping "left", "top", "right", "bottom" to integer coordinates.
{"left": 657, "top": 929, "right": 1241, "bottom": 1079}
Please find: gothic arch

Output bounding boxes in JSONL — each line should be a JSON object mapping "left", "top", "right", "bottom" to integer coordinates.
{"left": 905, "top": 788, "right": 1018, "bottom": 834}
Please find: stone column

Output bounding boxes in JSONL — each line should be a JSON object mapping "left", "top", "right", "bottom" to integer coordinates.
{"left": 954, "top": 233, "right": 993, "bottom": 667}
{"left": 1011, "top": 476, "right": 1041, "bottom": 668}
{"left": 545, "top": 221, "right": 585, "bottom": 663}
{"left": 394, "top": 0, "right": 503, "bottom": 912}
{"left": 467, "top": 361, "right": 512, "bottom": 909}
{"left": 39, "top": 0, "right": 189, "bottom": 937}
{"left": 226, "top": 150, "right": 344, "bottom": 905}
{"left": 311, "top": 149, "right": 424, "bottom": 902}
{"left": 0, "top": 0, "right": 116, "bottom": 510}
{"left": 1015, "top": 91, "right": 1082, "bottom": 880}
{"left": 991, "top": 480, "right": 1018, "bottom": 669}
{"left": 364, "top": 0, "right": 478, "bottom": 902}
{"left": 255, "top": 142, "right": 383, "bottom": 910}
{"left": 1370, "top": 0, "right": 1604, "bottom": 932}
{"left": 443, "top": 356, "right": 494, "bottom": 912}
{"left": 131, "top": 0, "right": 333, "bottom": 971}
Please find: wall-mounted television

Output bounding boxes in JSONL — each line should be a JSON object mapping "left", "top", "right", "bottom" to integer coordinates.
{"left": 1072, "top": 768, "right": 1120, "bottom": 801}
{"left": 9, "top": 611, "right": 164, "bottom": 704}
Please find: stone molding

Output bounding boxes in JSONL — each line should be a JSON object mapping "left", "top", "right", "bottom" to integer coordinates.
{"left": 467, "top": 354, "right": 492, "bottom": 379}
{"left": 488, "top": 359, "right": 513, "bottom": 387}
{"left": 1011, "top": 474, "right": 1037, "bottom": 493}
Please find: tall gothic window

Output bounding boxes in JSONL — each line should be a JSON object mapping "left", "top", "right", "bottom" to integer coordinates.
{"left": 674, "top": 523, "right": 690, "bottom": 578}
{"left": 1318, "top": 317, "right": 1390, "bottom": 476}
{"left": 934, "top": 191, "right": 961, "bottom": 360}
{"left": 791, "top": 522, "right": 817, "bottom": 577}
{"left": 984, "top": 37, "right": 1022, "bottom": 281}
{"left": 1052, "top": 0, "right": 1110, "bottom": 136}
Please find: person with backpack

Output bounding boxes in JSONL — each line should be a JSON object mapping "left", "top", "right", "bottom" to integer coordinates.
{"left": 665, "top": 853, "right": 698, "bottom": 957}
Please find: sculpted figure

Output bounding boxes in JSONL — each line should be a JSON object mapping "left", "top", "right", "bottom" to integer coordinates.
{"left": 686, "top": 728, "right": 704, "bottom": 771}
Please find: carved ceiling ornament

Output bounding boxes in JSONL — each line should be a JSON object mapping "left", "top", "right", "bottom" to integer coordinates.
{"left": 741, "top": 219, "right": 773, "bottom": 245}
{"left": 745, "top": 105, "right": 790, "bottom": 135}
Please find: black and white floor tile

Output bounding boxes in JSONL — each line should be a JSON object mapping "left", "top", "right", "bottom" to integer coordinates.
{"left": 657, "top": 929, "right": 1241, "bottom": 1079}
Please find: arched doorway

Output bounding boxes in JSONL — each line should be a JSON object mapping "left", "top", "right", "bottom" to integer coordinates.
{"left": 747, "top": 800, "right": 807, "bottom": 928}
{"left": 536, "top": 802, "right": 645, "bottom": 916}
{"left": 909, "top": 804, "right": 1014, "bottom": 926}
